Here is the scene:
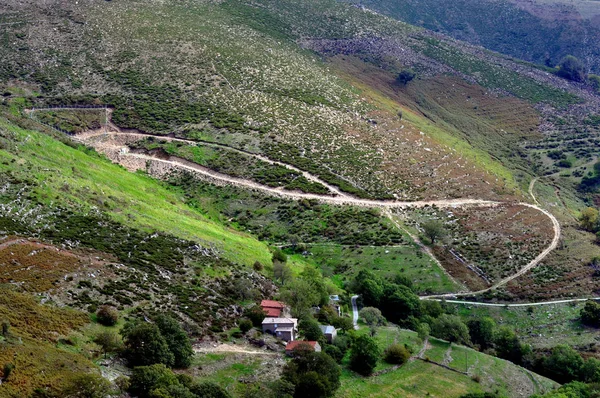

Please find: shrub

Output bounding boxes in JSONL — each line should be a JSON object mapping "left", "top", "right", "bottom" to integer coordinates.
{"left": 396, "top": 69, "right": 416, "bottom": 85}
{"left": 384, "top": 344, "right": 410, "bottom": 365}
{"left": 581, "top": 301, "right": 600, "bottom": 327}
{"left": 238, "top": 318, "right": 253, "bottom": 334}
{"left": 556, "top": 55, "right": 586, "bottom": 82}
{"left": 253, "top": 261, "right": 263, "bottom": 271}
{"left": 96, "top": 305, "right": 119, "bottom": 326}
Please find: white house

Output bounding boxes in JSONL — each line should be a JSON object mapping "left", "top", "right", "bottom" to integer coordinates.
{"left": 262, "top": 317, "right": 298, "bottom": 342}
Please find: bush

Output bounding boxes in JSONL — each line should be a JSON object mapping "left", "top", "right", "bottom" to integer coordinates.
{"left": 239, "top": 318, "right": 253, "bottom": 334}
{"left": 384, "top": 344, "right": 410, "bottom": 365}
{"left": 96, "top": 305, "right": 119, "bottom": 326}
{"left": 556, "top": 55, "right": 587, "bottom": 82}
{"left": 581, "top": 301, "right": 600, "bottom": 327}
{"left": 253, "top": 261, "right": 263, "bottom": 271}
{"left": 396, "top": 69, "right": 416, "bottom": 85}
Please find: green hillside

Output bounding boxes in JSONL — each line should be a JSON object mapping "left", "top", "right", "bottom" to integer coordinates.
{"left": 3, "top": 0, "right": 600, "bottom": 397}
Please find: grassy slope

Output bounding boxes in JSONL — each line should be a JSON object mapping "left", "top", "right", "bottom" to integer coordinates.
{"left": 0, "top": 119, "right": 272, "bottom": 267}
{"left": 292, "top": 244, "right": 461, "bottom": 294}
{"left": 333, "top": 62, "right": 522, "bottom": 193}
{"left": 336, "top": 326, "right": 557, "bottom": 398}
{"left": 0, "top": 288, "right": 98, "bottom": 398}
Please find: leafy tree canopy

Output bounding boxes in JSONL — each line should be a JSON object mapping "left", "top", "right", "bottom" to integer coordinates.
{"left": 349, "top": 335, "right": 381, "bottom": 376}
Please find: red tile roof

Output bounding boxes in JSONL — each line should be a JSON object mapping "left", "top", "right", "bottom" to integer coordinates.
{"left": 264, "top": 308, "right": 281, "bottom": 317}
{"left": 261, "top": 300, "right": 285, "bottom": 309}
{"left": 285, "top": 341, "right": 318, "bottom": 351}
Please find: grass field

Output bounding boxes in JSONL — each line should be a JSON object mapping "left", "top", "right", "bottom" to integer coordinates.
{"left": 454, "top": 301, "right": 600, "bottom": 349}
{"left": 292, "top": 243, "right": 461, "bottom": 294}
{"left": 338, "top": 326, "right": 557, "bottom": 397}
{"left": 0, "top": 119, "right": 273, "bottom": 267}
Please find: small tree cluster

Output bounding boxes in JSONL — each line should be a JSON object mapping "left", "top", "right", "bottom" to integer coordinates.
{"left": 129, "top": 364, "right": 232, "bottom": 398}
{"left": 121, "top": 314, "right": 193, "bottom": 369}
{"left": 282, "top": 349, "right": 341, "bottom": 397}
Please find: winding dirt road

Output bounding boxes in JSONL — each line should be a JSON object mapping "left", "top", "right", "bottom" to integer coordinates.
{"left": 28, "top": 113, "right": 562, "bottom": 301}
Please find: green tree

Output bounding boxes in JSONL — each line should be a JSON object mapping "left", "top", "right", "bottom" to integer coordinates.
{"left": 121, "top": 322, "right": 175, "bottom": 367}
{"left": 422, "top": 220, "right": 445, "bottom": 245}
{"left": 330, "top": 316, "right": 354, "bottom": 333}
{"left": 530, "top": 381, "right": 596, "bottom": 397}
{"left": 379, "top": 284, "right": 421, "bottom": 325}
{"left": 420, "top": 300, "right": 443, "bottom": 318}
{"left": 396, "top": 69, "right": 416, "bottom": 85}
{"left": 190, "top": 382, "right": 232, "bottom": 398}
{"left": 431, "top": 315, "right": 470, "bottom": 345}
{"left": 557, "top": 55, "right": 587, "bottom": 82}
{"left": 96, "top": 305, "right": 119, "bottom": 326}
{"left": 581, "top": 300, "right": 600, "bottom": 327}
{"left": 580, "top": 207, "right": 599, "bottom": 232}
{"left": 300, "top": 267, "right": 329, "bottom": 306}
{"left": 280, "top": 279, "right": 321, "bottom": 318}
{"left": 273, "top": 261, "right": 293, "bottom": 285}
{"left": 359, "top": 307, "right": 385, "bottom": 326}
{"left": 282, "top": 350, "right": 341, "bottom": 398}
{"left": 467, "top": 317, "right": 496, "bottom": 349}
{"left": 238, "top": 318, "right": 253, "bottom": 334}
{"left": 543, "top": 345, "right": 584, "bottom": 383}
{"left": 383, "top": 344, "right": 410, "bottom": 365}
{"left": 129, "top": 364, "right": 180, "bottom": 398}
{"left": 494, "top": 327, "right": 525, "bottom": 364}
{"left": 352, "top": 270, "right": 384, "bottom": 307}
{"left": 245, "top": 306, "right": 267, "bottom": 327}
{"left": 300, "top": 319, "right": 324, "bottom": 342}
{"left": 323, "top": 344, "right": 344, "bottom": 363}
{"left": 349, "top": 335, "right": 381, "bottom": 376}
{"left": 94, "top": 330, "right": 121, "bottom": 359}
{"left": 155, "top": 315, "right": 194, "bottom": 368}
{"left": 62, "top": 373, "right": 111, "bottom": 398}
{"left": 272, "top": 248, "right": 288, "bottom": 263}
{"left": 581, "top": 357, "right": 600, "bottom": 383}
{"left": 417, "top": 322, "right": 430, "bottom": 341}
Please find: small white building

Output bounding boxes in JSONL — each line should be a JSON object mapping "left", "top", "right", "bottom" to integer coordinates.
{"left": 319, "top": 325, "right": 337, "bottom": 343}
{"left": 262, "top": 317, "right": 298, "bottom": 342}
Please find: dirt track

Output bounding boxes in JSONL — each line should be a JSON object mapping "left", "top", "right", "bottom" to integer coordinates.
{"left": 67, "top": 125, "right": 562, "bottom": 300}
